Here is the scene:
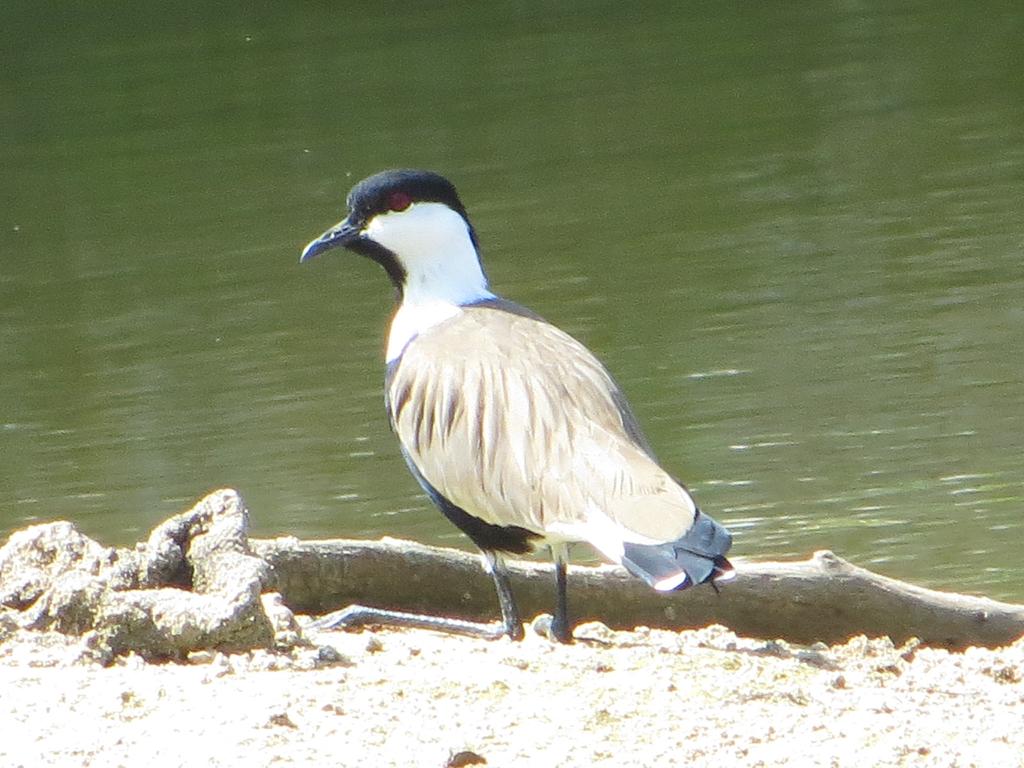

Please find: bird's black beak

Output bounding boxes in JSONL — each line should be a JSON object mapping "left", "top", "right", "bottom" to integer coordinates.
{"left": 299, "top": 218, "right": 361, "bottom": 263}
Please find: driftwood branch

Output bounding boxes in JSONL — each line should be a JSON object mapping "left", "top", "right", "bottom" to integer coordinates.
{"left": 3, "top": 486, "right": 1019, "bottom": 659}
{"left": 253, "top": 537, "right": 1024, "bottom": 651}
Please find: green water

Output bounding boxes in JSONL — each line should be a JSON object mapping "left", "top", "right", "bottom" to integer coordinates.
{"left": 2, "top": 2, "right": 1022, "bottom": 601}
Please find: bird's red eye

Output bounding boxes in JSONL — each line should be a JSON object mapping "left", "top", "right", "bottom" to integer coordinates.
{"left": 388, "top": 191, "right": 412, "bottom": 212}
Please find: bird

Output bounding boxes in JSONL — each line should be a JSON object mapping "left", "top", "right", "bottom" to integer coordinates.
{"left": 300, "top": 169, "right": 733, "bottom": 643}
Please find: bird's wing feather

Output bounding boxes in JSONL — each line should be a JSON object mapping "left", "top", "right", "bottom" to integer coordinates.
{"left": 386, "top": 301, "right": 698, "bottom": 544}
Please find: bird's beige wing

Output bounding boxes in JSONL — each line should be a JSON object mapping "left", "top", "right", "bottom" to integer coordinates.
{"left": 386, "top": 303, "right": 698, "bottom": 544}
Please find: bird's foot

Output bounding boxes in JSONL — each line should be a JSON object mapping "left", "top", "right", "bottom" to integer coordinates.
{"left": 530, "top": 613, "right": 574, "bottom": 644}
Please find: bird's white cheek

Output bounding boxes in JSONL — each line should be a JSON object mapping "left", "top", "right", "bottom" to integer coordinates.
{"left": 366, "top": 202, "right": 493, "bottom": 319}
{"left": 364, "top": 203, "right": 469, "bottom": 265}
{"left": 364, "top": 210, "right": 419, "bottom": 257}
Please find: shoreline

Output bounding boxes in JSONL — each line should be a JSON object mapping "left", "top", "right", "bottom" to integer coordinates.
{"left": 2, "top": 620, "right": 1022, "bottom": 768}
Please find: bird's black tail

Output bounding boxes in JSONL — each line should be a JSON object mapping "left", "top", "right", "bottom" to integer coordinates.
{"left": 621, "top": 510, "right": 734, "bottom": 591}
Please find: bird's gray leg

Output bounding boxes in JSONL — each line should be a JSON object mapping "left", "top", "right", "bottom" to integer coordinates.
{"left": 549, "top": 543, "right": 573, "bottom": 643}
{"left": 483, "top": 550, "right": 525, "bottom": 641}
{"left": 306, "top": 550, "right": 524, "bottom": 641}
{"left": 532, "top": 544, "right": 573, "bottom": 643}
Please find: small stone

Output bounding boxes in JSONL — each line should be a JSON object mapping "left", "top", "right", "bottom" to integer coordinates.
{"left": 530, "top": 614, "right": 554, "bottom": 638}
{"left": 315, "top": 645, "right": 354, "bottom": 667}
{"left": 574, "top": 621, "right": 617, "bottom": 644}
{"left": 446, "top": 750, "right": 486, "bottom": 767}
{"left": 266, "top": 711, "right": 298, "bottom": 729}
{"left": 899, "top": 638, "right": 922, "bottom": 662}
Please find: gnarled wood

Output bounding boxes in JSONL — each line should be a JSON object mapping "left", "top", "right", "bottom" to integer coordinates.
{"left": 253, "top": 537, "right": 1024, "bottom": 650}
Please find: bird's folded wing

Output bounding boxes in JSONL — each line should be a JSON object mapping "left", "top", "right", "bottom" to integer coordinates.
{"left": 386, "top": 303, "right": 698, "bottom": 543}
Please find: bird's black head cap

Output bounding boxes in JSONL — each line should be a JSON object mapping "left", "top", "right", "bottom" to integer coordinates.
{"left": 345, "top": 169, "right": 470, "bottom": 229}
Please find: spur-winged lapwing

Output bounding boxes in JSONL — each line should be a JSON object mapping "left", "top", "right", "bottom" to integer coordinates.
{"left": 301, "top": 169, "right": 733, "bottom": 643}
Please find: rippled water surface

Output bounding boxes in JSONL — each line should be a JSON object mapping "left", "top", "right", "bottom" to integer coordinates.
{"left": 2, "top": 2, "right": 1022, "bottom": 600}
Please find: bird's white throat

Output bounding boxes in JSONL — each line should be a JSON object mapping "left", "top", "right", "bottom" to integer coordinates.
{"left": 369, "top": 202, "right": 495, "bottom": 362}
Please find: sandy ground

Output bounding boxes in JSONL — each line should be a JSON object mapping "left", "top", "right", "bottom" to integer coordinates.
{"left": 1, "top": 620, "right": 1022, "bottom": 768}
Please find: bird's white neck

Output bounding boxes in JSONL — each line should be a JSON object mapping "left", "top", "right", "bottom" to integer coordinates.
{"left": 371, "top": 202, "right": 495, "bottom": 362}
